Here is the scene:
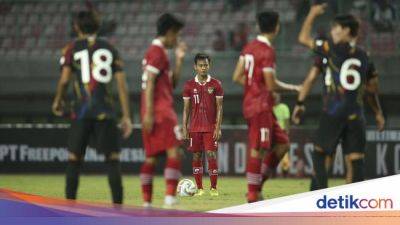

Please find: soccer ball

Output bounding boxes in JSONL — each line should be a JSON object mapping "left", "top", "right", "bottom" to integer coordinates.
{"left": 177, "top": 179, "right": 197, "bottom": 197}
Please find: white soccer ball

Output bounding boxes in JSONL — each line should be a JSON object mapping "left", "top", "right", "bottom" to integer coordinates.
{"left": 177, "top": 179, "right": 197, "bottom": 197}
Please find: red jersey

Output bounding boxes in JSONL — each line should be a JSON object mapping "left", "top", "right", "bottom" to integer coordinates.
{"left": 141, "top": 39, "right": 177, "bottom": 123}
{"left": 183, "top": 75, "right": 223, "bottom": 132}
{"left": 240, "top": 35, "right": 276, "bottom": 119}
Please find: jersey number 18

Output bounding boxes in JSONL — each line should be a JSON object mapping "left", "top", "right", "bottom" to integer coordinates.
{"left": 74, "top": 49, "right": 113, "bottom": 84}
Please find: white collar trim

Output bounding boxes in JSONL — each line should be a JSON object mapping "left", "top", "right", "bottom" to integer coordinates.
{"left": 152, "top": 38, "right": 164, "bottom": 48}
{"left": 257, "top": 35, "right": 271, "bottom": 46}
{"left": 195, "top": 75, "right": 211, "bottom": 84}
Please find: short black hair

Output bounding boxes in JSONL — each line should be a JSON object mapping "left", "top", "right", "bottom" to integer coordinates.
{"left": 256, "top": 11, "right": 279, "bottom": 33}
{"left": 74, "top": 11, "right": 100, "bottom": 34}
{"left": 333, "top": 14, "right": 359, "bottom": 37}
{"left": 157, "top": 13, "right": 184, "bottom": 36}
{"left": 194, "top": 53, "right": 211, "bottom": 64}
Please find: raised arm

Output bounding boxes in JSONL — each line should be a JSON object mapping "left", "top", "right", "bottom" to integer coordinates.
{"left": 298, "top": 4, "right": 327, "bottom": 49}
{"left": 52, "top": 66, "right": 72, "bottom": 116}
{"left": 172, "top": 42, "right": 187, "bottom": 88}
{"left": 232, "top": 57, "right": 246, "bottom": 86}
{"left": 115, "top": 71, "right": 132, "bottom": 138}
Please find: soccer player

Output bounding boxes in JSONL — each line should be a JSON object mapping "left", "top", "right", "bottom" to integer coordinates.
{"left": 232, "top": 11, "right": 301, "bottom": 202}
{"left": 139, "top": 13, "right": 186, "bottom": 208}
{"left": 182, "top": 53, "right": 224, "bottom": 197}
{"left": 52, "top": 11, "right": 132, "bottom": 204}
{"left": 296, "top": 4, "right": 385, "bottom": 190}
{"left": 293, "top": 56, "right": 385, "bottom": 188}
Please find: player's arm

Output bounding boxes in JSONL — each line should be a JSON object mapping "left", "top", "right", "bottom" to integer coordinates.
{"left": 52, "top": 66, "right": 72, "bottom": 116}
{"left": 232, "top": 56, "right": 246, "bottom": 86}
{"left": 172, "top": 42, "right": 187, "bottom": 88}
{"left": 263, "top": 71, "right": 301, "bottom": 92}
{"left": 298, "top": 4, "right": 327, "bottom": 49}
{"left": 292, "top": 65, "right": 320, "bottom": 124}
{"left": 115, "top": 71, "right": 133, "bottom": 138}
{"left": 214, "top": 97, "right": 223, "bottom": 141}
{"left": 182, "top": 98, "right": 190, "bottom": 140}
{"left": 143, "top": 71, "right": 156, "bottom": 133}
{"left": 365, "top": 73, "right": 385, "bottom": 131}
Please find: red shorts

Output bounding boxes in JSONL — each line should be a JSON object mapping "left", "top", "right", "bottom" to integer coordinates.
{"left": 142, "top": 118, "right": 182, "bottom": 157}
{"left": 247, "top": 111, "right": 289, "bottom": 150}
{"left": 188, "top": 132, "right": 218, "bottom": 152}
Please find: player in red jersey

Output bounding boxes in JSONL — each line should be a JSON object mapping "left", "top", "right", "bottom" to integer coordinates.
{"left": 182, "top": 53, "right": 224, "bottom": 197}
{"left": 232, "top": 11, "right": 302, "bottom": 202}
{"left": 139, "top": 13, "right": 186, "bottom": 208}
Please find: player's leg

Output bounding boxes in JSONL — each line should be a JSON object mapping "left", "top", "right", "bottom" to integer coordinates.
{"left": 311, "top": 114, "right": 343, "bottom": 190}
{"left": 204, "top": 132, "right": 219, "bottom": 195}
{"left": 140, "top": 127, "right": 157, "bottom": 207}
{"left": 189, "top": 133, "right": 204, "bottom": 191}
{"left": 95, "top": 120, "right": 123, "bottom": 204}
{"left": 260, "top": 117, "right": 289, "bottom": 190}
{"left": 65, "top": 120, "right": 90, "bottom": 200}
{"left": 164, "top": 146, "right": 182, "bottom": 206}
{"left": 310, "top": 154, "right": 334, "bottom": 190}
{"left": 343, "top": 118, "right": 366, "bottom": 183}
{"left": 140, "top": 156, "right": 156, "bottom": 207}
{"left": 246, "top": 113, "right": 269, "bottom": 202}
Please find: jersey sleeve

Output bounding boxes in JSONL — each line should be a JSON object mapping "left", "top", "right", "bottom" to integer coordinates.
{"left": 182, "top": 82, "right": 191, "bottom": 100}
{"left": 312, "top": 38, "right": 331, "bottom": 56}
{"left": 144, "top": 48, "right": 164, "bottom": 75}
{"left": 215, "top": 81, "right": 224, "bottom": 98}
{"left": 261, "top": 49, "right": 276, "bottom": 74}
{"left": 59, "top": 43, "right": 73, "bottom": 68}
{"left": 111, "top": 46, "right": 124, "bottom": 73}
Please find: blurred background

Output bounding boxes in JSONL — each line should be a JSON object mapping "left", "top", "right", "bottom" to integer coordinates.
{"left": 0, "top": 0, "right": 398, "bottom": 127}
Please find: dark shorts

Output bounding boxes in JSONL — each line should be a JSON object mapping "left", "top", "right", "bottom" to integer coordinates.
{"left": 315, "top": 113, "right": 366, "bottom": 155}
{"left": 68, "top": 119, "right": 120, "bottom": 157}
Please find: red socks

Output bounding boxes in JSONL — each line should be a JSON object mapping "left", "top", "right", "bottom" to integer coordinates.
{"left": 192, "top": 159, "right": 203, "bottom": 189}
{"left": 207, "top": 157, "right": 218, "bottom": 189}
{"left": 140, "top": 162, "right": 154, "bottom": 203}
{"left": 246, "top": 154, "right": 262, "bottom": 202}
{"left": 165, "top": 157, "right": 182, "bottom": 196}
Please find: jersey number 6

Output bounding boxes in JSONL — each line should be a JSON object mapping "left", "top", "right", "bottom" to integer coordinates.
{"left": 325, "top": 58, "right": 361, "bottom": 91}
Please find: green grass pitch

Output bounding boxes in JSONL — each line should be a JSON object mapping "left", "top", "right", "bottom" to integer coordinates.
{"left": 0, "top": 175, "right": 345, "bottom": 211}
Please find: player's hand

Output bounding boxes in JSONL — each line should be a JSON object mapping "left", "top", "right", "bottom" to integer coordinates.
{"left": 292, "top": 104, "right": 306, "bottom": 125}
{"left": 375, "top": 112, "right": 385, "bottom": 132}
{"left": 213, "top": 127, "right": 222, "bottom": 141}
{"left": 182, "top": 126, "right": 189, "bottom": 140}
{"left": 175, "top": 41, "right": 187, "bottom": 61}
{"left": 52, "top": 100, "right": 64, "bottom": 117}
{"left": 293, "top": 84, "right": 303, "bottom": 93}
{"left": 309, "top": 3, "right": 327, "bottom": 17}
{"left": 120, "top": 116, "right": 133, "bottom": 139}
{"left": 142, "top": 113, "right": 154, "bottom": 133}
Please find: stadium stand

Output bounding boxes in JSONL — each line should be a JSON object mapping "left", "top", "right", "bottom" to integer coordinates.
{"left": 0, "top": 0, "right": 399, "bottom": 125}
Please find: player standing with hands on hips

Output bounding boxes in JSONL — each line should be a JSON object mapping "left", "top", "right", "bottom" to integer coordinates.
{"left": 182, "top": 53, "right": 224, "bottom": 197}
{"left": 140, "top": 13, "right": 187, "bottom": 208}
